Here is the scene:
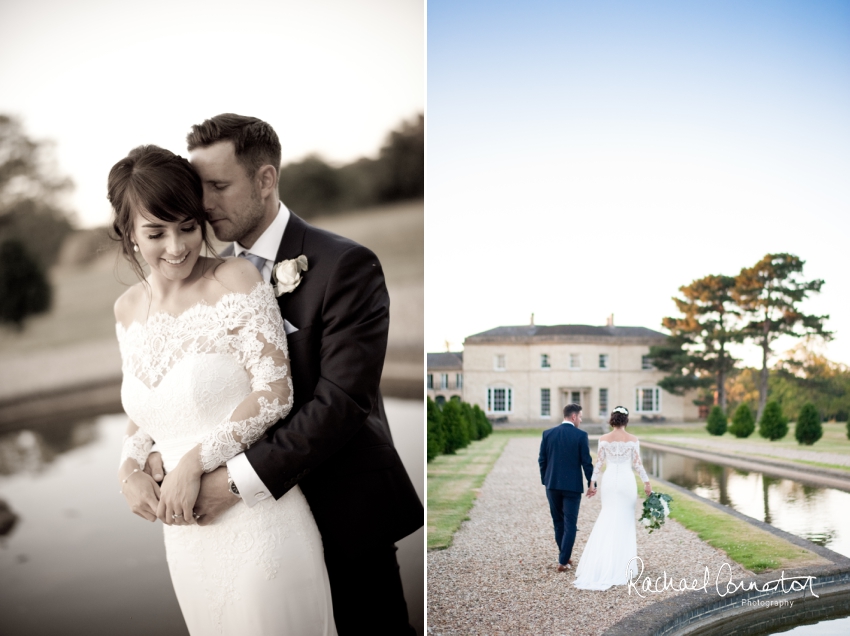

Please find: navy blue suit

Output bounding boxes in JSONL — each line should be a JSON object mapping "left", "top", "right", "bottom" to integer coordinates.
{"left": 539, "top": 422, "right": 594, "bottom": 565}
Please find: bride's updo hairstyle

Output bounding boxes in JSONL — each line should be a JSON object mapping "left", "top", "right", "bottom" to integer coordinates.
{"left": 108, "top": 145, "right": 215, "bottom": 281}
{"left": 609, "top": 406, "right": 629, "bottom": 428}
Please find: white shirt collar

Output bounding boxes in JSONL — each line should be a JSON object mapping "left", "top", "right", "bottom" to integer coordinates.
{"left": 233, "top": 201, "right": 290, "bottom": 262}
{"left": 562, "top": 420, "right": 575, "bottom": 427}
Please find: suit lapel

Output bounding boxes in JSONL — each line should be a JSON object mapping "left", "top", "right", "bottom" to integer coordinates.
{"left": 274, "top": 212, "right": 309, "bottom": 319}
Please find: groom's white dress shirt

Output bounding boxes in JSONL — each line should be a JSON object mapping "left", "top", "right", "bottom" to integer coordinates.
{"left": 226, "top": 202, "right": 290, "bottom": 507}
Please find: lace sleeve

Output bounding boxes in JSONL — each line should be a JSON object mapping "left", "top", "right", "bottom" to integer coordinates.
{"left": 632, "top": 442, "right": 649, "bottom": 482}
{"left": 119, "top": 427, "right": 153, "bottom": 470}
{"left": 591, "top": 442, "right": 606, "bottom": 483}
{"left": 198, "top": 284, "right": 294, "bottom": 472}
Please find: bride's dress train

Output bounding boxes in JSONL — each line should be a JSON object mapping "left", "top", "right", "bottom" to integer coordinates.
{"left": 117, "top": 282, "right": 336, "bottom": 635}
{"left": 574, "top": 440, "right": 648, "bottom": 591}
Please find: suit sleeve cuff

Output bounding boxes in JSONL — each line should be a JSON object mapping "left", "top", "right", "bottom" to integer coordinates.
{"left": 226, "top": 453, "right": 272, "bottom": 508}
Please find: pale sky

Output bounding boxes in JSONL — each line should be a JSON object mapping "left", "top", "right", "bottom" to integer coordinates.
{"left": 0, "top": 0, "right": 424, "bottom": 228}
{"left": 426, "top": 0, "right": 850, "bottom": 368}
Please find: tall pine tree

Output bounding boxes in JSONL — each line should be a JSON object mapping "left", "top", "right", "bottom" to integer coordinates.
{"left": 649, "top": 274, "right": 740, "bottom": 409}
{"left": 734, "top": 254, "right": 830, "bottom": 421}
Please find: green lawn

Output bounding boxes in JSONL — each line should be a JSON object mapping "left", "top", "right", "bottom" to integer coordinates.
{"left": 633, "top": 422, "right": 850, "bottom": 457}
{"left": 427, "top": 432, "right": 528, "bottom": 549}
{"left": 649, "top": 480, "right": 830, "bottom": 573}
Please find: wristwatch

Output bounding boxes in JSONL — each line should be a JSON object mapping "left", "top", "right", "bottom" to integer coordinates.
{"left": 226, "top": 467, "right": 240, "bottom": 497}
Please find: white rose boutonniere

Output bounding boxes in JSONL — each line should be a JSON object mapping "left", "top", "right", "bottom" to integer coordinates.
{"left": 272, "top": 255, "right": 308, "bottom": 296}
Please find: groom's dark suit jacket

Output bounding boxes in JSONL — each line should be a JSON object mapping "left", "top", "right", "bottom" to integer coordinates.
{"left": 538, "top": 423, "right": 594, "bottom": 493}
{"left": 242, "top": 212, "right": 423, "bottom": 550}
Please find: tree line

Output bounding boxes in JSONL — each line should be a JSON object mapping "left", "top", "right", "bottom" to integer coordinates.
{"left": 648, "top": 253, "right": 837, "bottom": 424}
{"left": 277, "top": 114, "right": 423, "bottom": 218}
{"left": 427, "top": 397, "right": 493, "bottom": 462}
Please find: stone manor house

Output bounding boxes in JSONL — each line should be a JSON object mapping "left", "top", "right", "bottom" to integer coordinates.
{"left": 427, "top": 318, "right": 700, "bottom": 424}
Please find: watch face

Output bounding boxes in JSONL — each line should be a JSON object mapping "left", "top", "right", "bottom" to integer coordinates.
{"left": 230, "top": 482, "right": 240, "bottom": 495}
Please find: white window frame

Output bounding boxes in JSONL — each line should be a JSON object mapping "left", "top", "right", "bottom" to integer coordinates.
{"left": 599, "top": 353, "right": 609, "bottom": 370}
{"left": 487, "top": 386, "right": 513, "bottom": 414}
{"left": 440, "top": 373, "right": 449, "bottom": 389}
{"left": 569, "top": 353, "right": 581, "bottom": 369}
{"left": 641, "top": 355, "right": 654, "bottom": 370}
{"left": 634, "top": 387, "right": 662, "bottom": 413}
{"left": 599, "top": 388, "right": 609, "bottom": 416}
{"left": 456, "top": 373, "right": 463, "bottom": 389}
{"left": 494, "top": 354, "right": 506, "bottom": 370}
{"left": 427, "top": 374, "right": 433, "bottom": 389}
{"left": 540, "top": 354, "right": 551, "bottom": 369}
{"left": 540, "top": 388, "right": 551, "bottom": 418}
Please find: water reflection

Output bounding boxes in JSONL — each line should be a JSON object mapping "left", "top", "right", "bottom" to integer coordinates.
{"left": 640, "top": 446, "right": 850, "bottom": 558}
{"left": 0, "top": 421, "right": 98, "bottom": 476}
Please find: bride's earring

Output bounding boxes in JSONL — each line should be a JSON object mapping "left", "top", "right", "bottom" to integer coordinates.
{"left": 133, "top": 243, "right": 139, "bottom": 253}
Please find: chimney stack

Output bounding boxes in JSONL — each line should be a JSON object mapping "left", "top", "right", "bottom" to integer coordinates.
{"left": 530, "top": 313, "right": 535, "bottom": 326}
{"left": 606, "top": 314, "right": 614, "bottom": 327}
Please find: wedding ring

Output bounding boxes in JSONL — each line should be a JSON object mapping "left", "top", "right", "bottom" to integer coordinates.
{"left": 173, "top": 513, "right": 183, "bottom": 519}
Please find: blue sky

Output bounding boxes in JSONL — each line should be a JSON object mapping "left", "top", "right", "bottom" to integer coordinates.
{"left": 425, "top": 0, "right": 850, "bottom": 367}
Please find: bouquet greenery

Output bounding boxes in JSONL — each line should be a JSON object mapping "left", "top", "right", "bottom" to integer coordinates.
{"left": 639, "top": 492, "right": 673, "bottom": 533}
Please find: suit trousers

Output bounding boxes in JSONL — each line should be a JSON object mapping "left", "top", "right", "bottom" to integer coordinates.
{"left": 323, "top": 542, "right": 414, "bottom": 636}
{"left": 546, "top": 488, "right": 582, "bottom": 565}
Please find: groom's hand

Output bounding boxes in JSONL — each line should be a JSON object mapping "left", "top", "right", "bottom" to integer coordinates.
{"left": 193, "top": 467, "right": 239, "bottom": 526}
{"left": 143, "top": 452, "right": 165, "bottom": 483}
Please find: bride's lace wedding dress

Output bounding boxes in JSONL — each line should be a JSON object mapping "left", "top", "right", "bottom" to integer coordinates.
{"left": 117, "top": 282, "right": 336, "bottom": 635}
{"left": 574, "top": 440, "right": 649, "bottom": 591}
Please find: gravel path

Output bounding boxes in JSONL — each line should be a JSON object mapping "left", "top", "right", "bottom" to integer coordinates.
{"left": 652, "top": 436, "right": 850, "bottom": 467}
{"left": 427, "top": 437, "right": 750, "bottom": 635}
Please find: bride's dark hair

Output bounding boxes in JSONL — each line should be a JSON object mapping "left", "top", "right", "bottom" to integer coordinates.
{"left": 107, "top": 145, "right": 216, "bottom": 281}
{"left": 609, "top": 410, "right": 629, "bottom": 428}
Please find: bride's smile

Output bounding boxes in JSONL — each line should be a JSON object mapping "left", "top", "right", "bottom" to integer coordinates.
{"left": 131, "top": 211, "right": 203, "bottom": 281}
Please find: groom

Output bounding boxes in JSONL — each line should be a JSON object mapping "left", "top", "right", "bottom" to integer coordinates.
{"left": 147, "top": 114, "right": 422, "bottom": 634}
{"left": 539, "top": 403, "right": 595, "bottom": 572}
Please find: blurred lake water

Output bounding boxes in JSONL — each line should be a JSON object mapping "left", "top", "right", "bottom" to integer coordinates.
{"left": 0, "top": 398, "right": 424, "bottom": 636}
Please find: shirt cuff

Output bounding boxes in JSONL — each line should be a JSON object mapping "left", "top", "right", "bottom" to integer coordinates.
{"left": 226, "top": 453, "right": 273, "bottom": 508}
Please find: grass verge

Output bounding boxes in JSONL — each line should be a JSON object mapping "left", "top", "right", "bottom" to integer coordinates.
{"left": 427, "top": 430, "right": 538, "bottom": 550}
{"left": 649, "top": 479, "right": 830, "bottom": 574}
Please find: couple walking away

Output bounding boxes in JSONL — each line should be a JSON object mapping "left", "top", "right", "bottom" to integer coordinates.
{"left": 113, "top": 113, "right": 423, "bottom": 635}
{"left": 539, "top": 403, "right": 651, "bottom": 590}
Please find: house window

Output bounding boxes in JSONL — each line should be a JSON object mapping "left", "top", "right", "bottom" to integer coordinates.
{"left": 495, "top": 354, "right": 506, "bottom": 370}
{"left": 642, "top": 355, "right": 654, "bottom": 370}
{"left": 599, "top": 388, "right": 608, "bottom": 415}
{"left": 570, "top": 390, "right": 581, "bottom": 405}
{"left": 540, "top": 354, "right": 551, "bottom": 369}
{"left": 569, "top": 354, "right": 581, "bottom": 369}
{"left": 435, "top": 395, "right": 446, "bottom": 407}
{"left": 599, "top": 354, "right": 609, "bottom": 369}
{"left": 440, "top": 373, "right": 448, "bottom": 389}
{"left": 635, "top": 387, "right": 661, "bottom": 412}
{"left": 427, "top": 374, "right": 433, "bottom": 389}
{"left": 456, "top": 373, "right": 463, "bottom": 389}
{"left": 487, "top": 387, "right": 512, "bottom": 413}
{"left": 541, "top": 388, "right": 551, "bottom": 417}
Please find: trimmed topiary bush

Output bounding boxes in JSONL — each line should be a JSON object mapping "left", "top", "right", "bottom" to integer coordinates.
{"left": 461, "top": 401, "right": 479, "bottom": 442}
{"left": 427, "top": 398, "right": 446, "bottom": 461}
{"left": 758, "top": 401, "right": 788, "bottom": 441}
{"left": 441, "top": 399, "right": 469, "bottom": 454}
{"left": 728, "top": 404, "right": 755, "bottom": 438}
{"left": 794, "top": 402, "right": 823, "bottom": 446}
{"left": 473, "top": 404, "right": 492, "bottom": 439}
{"left": 0, "top": 239, "right": 52, "bottom": 329}
{"left": 706, "top": 406, "right": 727, "bottom": 436}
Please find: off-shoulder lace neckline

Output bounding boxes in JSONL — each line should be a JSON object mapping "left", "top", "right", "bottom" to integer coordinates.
{"left": 598, "top": 439, "right": 640, "bottom": 445}
{"left": 116, "top": 281, "right": 270, "bottom": 332}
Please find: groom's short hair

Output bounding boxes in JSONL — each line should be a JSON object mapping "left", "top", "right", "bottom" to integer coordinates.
{"left": 187, "top": 113, "right": 282, "bottom": 182}
{"left": 564, "top": 404, "right": 582, "bottom": 418}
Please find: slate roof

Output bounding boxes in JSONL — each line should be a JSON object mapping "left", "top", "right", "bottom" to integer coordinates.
{"left": 426, "top": 352, "right": 464, "bottom": 369}
{"left": 465, "top": 324, "right": 667, "bottom": 341}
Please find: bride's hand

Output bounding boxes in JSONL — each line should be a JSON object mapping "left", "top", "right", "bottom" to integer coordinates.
{"left": 157, "top": 446, "right": 203, "bottom": 526}
{"left": 119, "top": 460, "right": 161, "bottom": 522}
{"left": 644, "top": 482, "right": 652, "bottom": 496}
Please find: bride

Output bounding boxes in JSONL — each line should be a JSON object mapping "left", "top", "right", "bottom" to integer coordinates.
{"left": 574, "top": 406, "right": 651, "bottom": 591}
{"left": 111, "top": 145, "right": 336, "bottom": 635}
